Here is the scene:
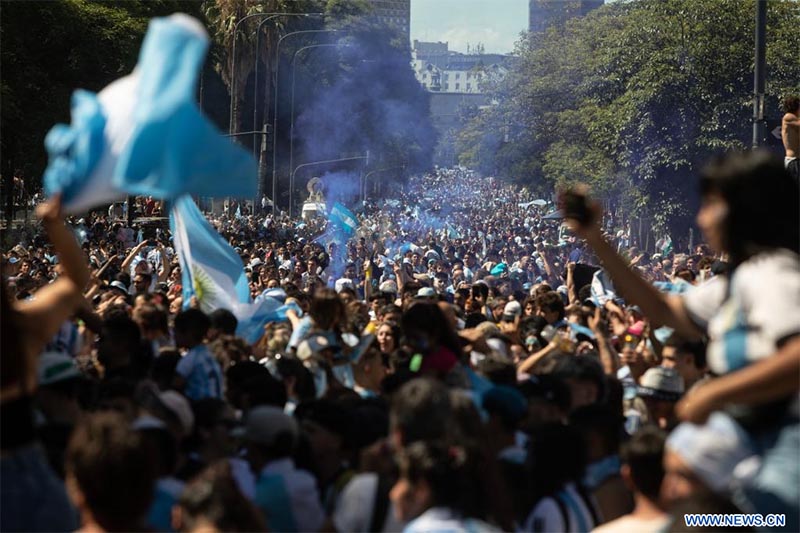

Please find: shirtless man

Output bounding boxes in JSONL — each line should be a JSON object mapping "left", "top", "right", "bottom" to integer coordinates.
{"left": 782, "top": 94, "right": 799, "bottom": 182}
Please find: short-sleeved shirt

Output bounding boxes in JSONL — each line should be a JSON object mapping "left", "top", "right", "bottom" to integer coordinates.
{"left": 333, "top": 472, "right": 404, "bottom": 533}
{"left": 175, "top": 344, "right": 223, "bottom": 401}
{"left": 682, "top": 250, "right": 800, "bottom": 375}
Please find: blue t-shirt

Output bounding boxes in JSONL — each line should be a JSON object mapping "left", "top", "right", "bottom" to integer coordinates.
{"left": 176, "top": 344, "right": 223, "bottom": 401}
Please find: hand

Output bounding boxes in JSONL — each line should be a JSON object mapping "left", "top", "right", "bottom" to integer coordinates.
{"left": 36, "top": 195, "right": 64, "bottom": 226}
{"left": 561, "top": 187, "right": 603, "bottom": 239}
{"left": 675, "top": 382, "right": 722, "bottom": 424}
{"left": 567, "top": 262, "right": 576, "bottom": 272}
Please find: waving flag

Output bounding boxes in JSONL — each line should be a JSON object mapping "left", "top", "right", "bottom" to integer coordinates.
{"left": 590, "top": 269, "right": 617, "bottom": 305}
{"left": 44, "top": 14, "right": 256, "bottom": 214}
{"left": 328, "top": 202, "right": 359, "bottom": 237}
{"left": 171, "top": 196, "right": 297, "bottom": 344}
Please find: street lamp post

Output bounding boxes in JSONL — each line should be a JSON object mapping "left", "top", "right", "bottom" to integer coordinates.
{"left": 271, "top": 29, "right": 341, "bottom": 216}
{"left": 289, "top": 43, "right": 352, "bottom": 187}
{"left": 290, "top": 155, "right": 369, "bottom": 218}
{"left": 252, "top": 13, "right": 325, "bottom": 153}
{"left": 362, "top": 165, "right": 406, "bottom": 202}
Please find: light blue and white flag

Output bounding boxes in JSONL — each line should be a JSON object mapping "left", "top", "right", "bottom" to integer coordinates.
{"left": 590, "top": 269, "right": 617, "bottom": 305}
{"left": 328, "top": 202, "right": 359, "bottom": 237}
{"left": 44, "top": 14, "right": 256, "bottom": 214}
{"left": 171, "top": 196, "right": 298, "bottom": 344}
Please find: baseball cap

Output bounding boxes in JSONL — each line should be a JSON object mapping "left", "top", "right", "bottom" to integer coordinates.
{"left": 245, "top": 406, "right": 298, "bottom": 445}
{"left": 503, "top": 300, "right": 522, "bottom": 319}
{"left": 378, "top": 279, "right": 398, "bottom": 294}
{"left": 38, "top": 352, "right": 81, "bottom": 386}
{"left": 637, "top": 367, "right": 684, "bottom": 402}
{"left": 417, "top": 287, "right": 436, "bottom": 299}
{"left": 334, "top": 278, "right": 355, "bottom": 293}
{"left": 109, "top": 280, "right": 128, "bottom": 294}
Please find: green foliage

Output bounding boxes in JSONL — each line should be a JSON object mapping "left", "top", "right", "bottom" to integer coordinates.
{"left": 456, "top": 0, "right": 800, "bottom": 233}
{"left": 1, "top": 0, "right": 204, "bottom": 186}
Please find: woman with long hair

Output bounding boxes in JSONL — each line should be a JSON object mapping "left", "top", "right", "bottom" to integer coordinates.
{"left": 391, "top": 440, "right": 501, "bottom": 532}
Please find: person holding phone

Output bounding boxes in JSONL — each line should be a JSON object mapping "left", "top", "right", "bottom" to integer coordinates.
{"left": 562, "top": 151, "right": 799, "bottom": 526}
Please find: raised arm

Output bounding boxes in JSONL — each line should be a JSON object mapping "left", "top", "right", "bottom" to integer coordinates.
{"left": 565, "top": 197, "right": 701, "bottom": 340}
{"left": 16, "top": 197, "right": 90, "bottom": 357}
{"left": 121, "top": 240, "right": 147, "bottom": 272}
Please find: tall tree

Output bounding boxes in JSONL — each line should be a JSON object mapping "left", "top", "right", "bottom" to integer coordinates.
{"left": 457, "top": 0, "right": 800, "bottom": 234}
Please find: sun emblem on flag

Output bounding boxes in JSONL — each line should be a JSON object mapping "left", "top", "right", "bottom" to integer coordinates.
{"left": 191, "top": 265, "right": 219, "bottom": 310}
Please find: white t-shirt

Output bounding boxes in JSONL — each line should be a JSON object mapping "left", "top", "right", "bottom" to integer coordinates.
{"left": 682, "top": 250, "right": 800, "bottom": 374}
{"left": 332, "top": 472, "right": 404, "bottom": 533}
{"left": 404, "top": 507, "right": 500, "bottom": 533}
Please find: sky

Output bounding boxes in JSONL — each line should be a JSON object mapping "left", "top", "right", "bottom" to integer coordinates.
{"left": 410, "top": 0, "right": 529, "bottom": 55}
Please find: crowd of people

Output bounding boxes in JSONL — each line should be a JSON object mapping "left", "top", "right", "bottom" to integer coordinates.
{"left": 1, "top": 150, "right": 798, "bottom": 532}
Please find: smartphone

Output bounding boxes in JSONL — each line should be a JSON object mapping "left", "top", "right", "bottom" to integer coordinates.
{"left": 559, "top": 189, "right": 592, "bottom": 225}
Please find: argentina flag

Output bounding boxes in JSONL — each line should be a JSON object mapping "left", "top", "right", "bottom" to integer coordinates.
{"left": 171, "top": 196, "right": 299, "bottom": 344}
{"left": 328, "top": 202, "right": 359, "bottom": 237}
{"left": 43, "top": 14, "right": 256, "bottom": 214}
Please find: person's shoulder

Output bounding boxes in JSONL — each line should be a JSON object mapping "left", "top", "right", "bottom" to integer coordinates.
{"left": 526, "top": 496, "right": 563, "bottom": 529}
{"left": 592, "top": 514, "right": 669, "bottom": 533}
{"left": 738, "top": 250, "right": 800, "bottom": 280}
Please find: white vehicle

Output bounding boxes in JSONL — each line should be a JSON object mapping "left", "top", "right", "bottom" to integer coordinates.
{"left": 301, "top": 201, "right": 327, "bottom": 222}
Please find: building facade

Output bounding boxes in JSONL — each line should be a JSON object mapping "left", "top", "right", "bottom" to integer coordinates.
{"left": 369, "top": 0, "right": 411, "bottom": 45}
{"left": 412, "top": 40, "right": 508, "bottom": 94}
{"left": 528, "top": 0, "right": 604, "bottom": 33}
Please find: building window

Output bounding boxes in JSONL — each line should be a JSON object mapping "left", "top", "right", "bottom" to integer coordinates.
{"left": 466, "top": 72, "right": 471, "bottom": 79}
{"left": 467, "top": 83, "right": 471, "bottom": 91}
{"left": 445, "top": 83, "right": 449, "bottom": 90}
{"left": 455, "top": 83, "right": 460, "bottom": 90}
{"left": 455, "top": 72, "right": 460, "bottom": 79}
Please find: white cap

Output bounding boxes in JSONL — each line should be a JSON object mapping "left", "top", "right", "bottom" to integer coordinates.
{"left": 503, "top": 300, "right": 522, "bottom": 318}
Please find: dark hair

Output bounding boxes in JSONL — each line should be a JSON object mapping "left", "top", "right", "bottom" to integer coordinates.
{"left": 209, "top": 309, "right": 238, "bottom": 335}
{"left": 551, "top": 355, "right": 606, "bottom": 405}
{"left": 274, "top": 356, "right": 317, "bottom": 402}
{"left": 66, "top": 412, "right": 157, "bottom": 531}
{"left": 398, "top": 440, "right": 490, "bottom": 520}
{"left": 569, "top": 403, "right": 624, "bottom": 457}
{"left": 535, "top": 291, "right": 565, "bottom": 321}
{"left": 390, "top": 378, "right": 452, "bottom": 445}
{"left": 294, "top": 398, "right": 354, "bottom": 448}
{"left": 621, "top": 427, "right": 666, "bottom": 501}
{"left": 477, "top": 356, "right": 517, "bottom": 387}
{"left": 664, "top": 333, "right": 707, "bottom": 369}
{"left": 699, "top": 150, "right": 799, "bottom": 267}
{"left": 177, "top": 461, "right": 266, "bottom": 532}
{"left": 133, "top": 304, "right": 169, "bottom": 335}
{"left": 174, "top": 309, "right": 211, "bottom": 338}
{"left": 310, "top": 287, "right": 345, "bottom": 331}
{"left": 401, "top": 302, "right": 463, "bottom": 359}
{"left": 783, "top": 94, "right": 800, "bottom": 114}
{"left": 525, "top": 423, "right": 587, "bottom": 502}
